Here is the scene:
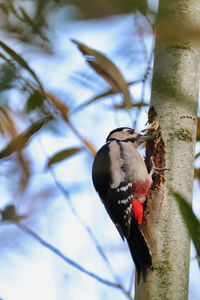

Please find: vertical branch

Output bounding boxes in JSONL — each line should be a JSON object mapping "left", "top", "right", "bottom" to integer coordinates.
{"left": 135, "top": 1, "right": 200, "bottom": 300}
{"left": 13, "top": 222, "right": 122, "bottom": 289}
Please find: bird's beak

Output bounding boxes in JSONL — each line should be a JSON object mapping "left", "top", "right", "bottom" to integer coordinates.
{"left": 136, "top": 134, "right": 156, "bottom": 144}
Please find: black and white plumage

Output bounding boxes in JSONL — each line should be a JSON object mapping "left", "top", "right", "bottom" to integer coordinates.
{"left": 92, "top": 127, "right": 152, "bottom": 283}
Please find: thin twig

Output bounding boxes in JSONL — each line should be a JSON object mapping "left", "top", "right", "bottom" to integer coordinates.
{"left": 37, "top": 136, "right": 122, "bottom": 286}
{"left": 50, "top": 169, "right": 123, "bottom": 286}
{"left": 14, "top": 221, "right": 134, "bottom": 299}
{"left": 38, "top": 136, "right": 126, "bottom": 293}
{"left": 71, "top": 79, "right": 142, "bottom": 115}
{"left": 13, "top": 221, "right": 121, "bottom": 289}
{"left": 134, "top": 14, "right": 149, "bottom": 62}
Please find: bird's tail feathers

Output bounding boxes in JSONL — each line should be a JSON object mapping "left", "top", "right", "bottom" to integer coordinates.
{"left": 127, "top": 217, "right": 152, "bottom": 284}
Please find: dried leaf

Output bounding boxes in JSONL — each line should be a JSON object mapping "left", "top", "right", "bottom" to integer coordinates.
{"left": 0, "top": 107, "right": 32, "bottom": 190}
{"left": 194, "top": 168, "right": 200, "bottom": 181}
{"left": 173, "top": 192, "right": 200, "bottom": 266}
{"left": 44, "top": 91, "right": 69, "bottom": 122}
{"left": 0, "top": 117, "right": 51, "bottom": 159}
{"left": 0, "top": 204, "right": 27, "bottom": 222}
{"left": 71, "top": 39, "right": 132, "bottom": 109}
{"left": 0, "top": 106, "right": 18, "bottom": 137}
{"left": 15, "top": 150, "right": 32, "bottom": 192}
{"left": 82, "top": 138, "right": 96, "bottom": 156}
{"left": 47, "top": 147, "right": 82, "bottom": 168}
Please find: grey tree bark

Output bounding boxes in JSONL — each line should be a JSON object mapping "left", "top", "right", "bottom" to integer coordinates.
{"left": 135, "top": 1, "right": 200, "bottom": 300}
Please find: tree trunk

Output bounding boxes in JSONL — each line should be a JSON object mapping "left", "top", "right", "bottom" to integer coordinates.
{"left": 135, "top": 1, "right": 200, "bottom": 300}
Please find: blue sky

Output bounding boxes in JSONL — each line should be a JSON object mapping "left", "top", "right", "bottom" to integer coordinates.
{"left": 0, "top": 8, "right": 199, "bottom": 300}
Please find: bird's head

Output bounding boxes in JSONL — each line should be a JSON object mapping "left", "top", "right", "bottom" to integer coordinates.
{"left": 106, "top": 127, "right": 154, "bottom": 148}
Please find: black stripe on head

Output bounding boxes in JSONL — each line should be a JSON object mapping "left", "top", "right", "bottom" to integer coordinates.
{"left": 106, "top": 127, "right": 135, "bottom": 142}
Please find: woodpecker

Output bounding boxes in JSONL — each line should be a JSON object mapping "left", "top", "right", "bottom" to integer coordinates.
{"left": 92, "top": 127, "right": 153, "bottom": 283}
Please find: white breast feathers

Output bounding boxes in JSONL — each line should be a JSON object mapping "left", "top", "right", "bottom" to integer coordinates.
{"left": 120, "top": 142, "right": 152, "bottom": 183}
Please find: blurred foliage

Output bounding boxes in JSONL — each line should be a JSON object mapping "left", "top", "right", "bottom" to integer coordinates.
{"left": 71, "top": 39, "right": 132, "bottom": 109}
{"left": 0, "top": 0, "right": 151, "bottom": 57}
{"left": 173, "top": 193, "right": 200, "bottom": 266}
{"left": 0, "top": 1, "right": 155, "bottom": 243}
{"left": 0, "top": 0, "right": 199, "bottom": 276}
{"left": 46, "top": 147, "right": 82, "bottom": 168}
{"left": 0, "top": 40, "right": 43, "bottom": 89}
{"left": 0, "top": 62, "right": 17, "bottom": 92}
{"left": 1, "top": 0, "right": 200, "bottom": 48}
{"left": 0, "top": 0, "right": 199, "bottom": 204}
{"left": 0, "top": 204, "right": 26, "bottom": 222}
{"left": 0, "top": 117, "right": 51, "bottom": 159}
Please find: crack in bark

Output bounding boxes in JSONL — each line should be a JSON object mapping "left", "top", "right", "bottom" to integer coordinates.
{"left": 145, "top": 106, "right": 165, "bottom": 191}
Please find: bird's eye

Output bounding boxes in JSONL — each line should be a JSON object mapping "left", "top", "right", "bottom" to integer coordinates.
{"left": 127, "top": 129, "right": 134, "bottom": 134}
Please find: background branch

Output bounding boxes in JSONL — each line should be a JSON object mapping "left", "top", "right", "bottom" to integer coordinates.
{"left": 13, "top": 221, "right": 133, "bottom": 300}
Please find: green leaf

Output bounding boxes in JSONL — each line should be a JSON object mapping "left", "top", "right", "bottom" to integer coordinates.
{"left": 173, "top": 192, "right": 200, "bottom": 266}
{"left": 0, "top": 40, "right": 43, "bottom": 90}
{"left": 0, "top": 204, "right": 26, "bottom": 222}
{"left": 47, "top": 147, "right": 82, "bottom": 168}
{"left": 25, "top": 90, "right": 44, "bottom": 112}
{"left": 195, "top": 152, "right": 200, "bottom": 159}
{"left": 71, "top": 39, "right": 132, "bottom": 109}
{"left": 0, "top": 117, "right": 51, "bottom": 159}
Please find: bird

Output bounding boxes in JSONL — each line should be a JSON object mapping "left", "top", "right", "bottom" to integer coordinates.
{"left": 92, "top": 127, "right": 153, "bottom": 283}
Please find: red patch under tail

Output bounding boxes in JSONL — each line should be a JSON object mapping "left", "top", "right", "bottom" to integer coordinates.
{"left": 131, "top": 198, "right": 143, "bottom": 224}
{"left": 131, "top": 180, "right": 151, "bottom": 224}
